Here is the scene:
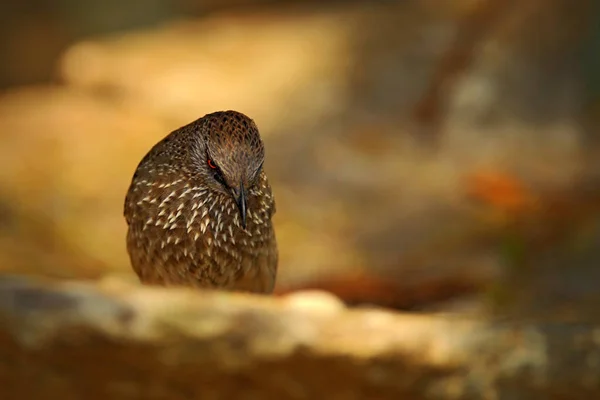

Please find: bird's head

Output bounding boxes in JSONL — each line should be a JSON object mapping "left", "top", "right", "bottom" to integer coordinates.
{"left": 191, "top": 111, "right": 266, "bottom": 228}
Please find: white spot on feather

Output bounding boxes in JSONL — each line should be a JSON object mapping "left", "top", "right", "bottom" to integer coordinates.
{"left": 188, "top": 210, "right": 199, "bottom": 228}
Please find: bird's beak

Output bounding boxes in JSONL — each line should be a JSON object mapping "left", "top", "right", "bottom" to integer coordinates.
{"left": 234, "top": 181, "right": 247, "bottom": 229}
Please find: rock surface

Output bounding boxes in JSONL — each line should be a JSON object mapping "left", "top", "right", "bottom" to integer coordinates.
{"left": 0, "top": 275, "right": 599, "bottom": 399}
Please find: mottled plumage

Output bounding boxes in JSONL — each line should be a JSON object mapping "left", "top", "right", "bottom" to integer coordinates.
{"left": 124, "top": 111, "right": 277, "bottom": 293}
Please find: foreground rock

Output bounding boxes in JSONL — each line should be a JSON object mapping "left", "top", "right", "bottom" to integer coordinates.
{"left": 0, "top": 275, "right": 598, "bottom": 399}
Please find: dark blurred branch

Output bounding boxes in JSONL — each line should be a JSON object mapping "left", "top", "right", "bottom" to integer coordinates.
{"left": 412, "top": 0, "right": 516, "bottom": 139}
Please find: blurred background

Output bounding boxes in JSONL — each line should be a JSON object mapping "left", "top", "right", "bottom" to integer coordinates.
{"left": 1, "top": 0, "right": 600, "bottom": 317}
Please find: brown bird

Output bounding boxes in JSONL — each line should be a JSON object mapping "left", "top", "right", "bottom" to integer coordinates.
{"left": 124, "top": 111, "right": 277, "bottom": 293}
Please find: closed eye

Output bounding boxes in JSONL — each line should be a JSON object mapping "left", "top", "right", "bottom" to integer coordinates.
{"left": 207, "top": 157, "right": 227, "bottom": 186}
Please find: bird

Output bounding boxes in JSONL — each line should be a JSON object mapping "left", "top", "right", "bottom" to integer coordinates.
{"left": 123, "top": 110, "right": 278, "bottom": 294}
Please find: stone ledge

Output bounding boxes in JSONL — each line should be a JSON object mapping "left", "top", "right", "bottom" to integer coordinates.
{"left": 0, "top": 275, "right": 598, "bottom": 399}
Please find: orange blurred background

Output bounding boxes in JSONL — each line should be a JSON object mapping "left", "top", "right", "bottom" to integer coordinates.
{"left": 1, "top": 0, "right": 600, "bottom": 317}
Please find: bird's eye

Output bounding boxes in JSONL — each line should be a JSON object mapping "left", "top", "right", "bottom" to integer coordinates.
{"left": 207, "top": 158, "right": 226, "bottom": 185}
